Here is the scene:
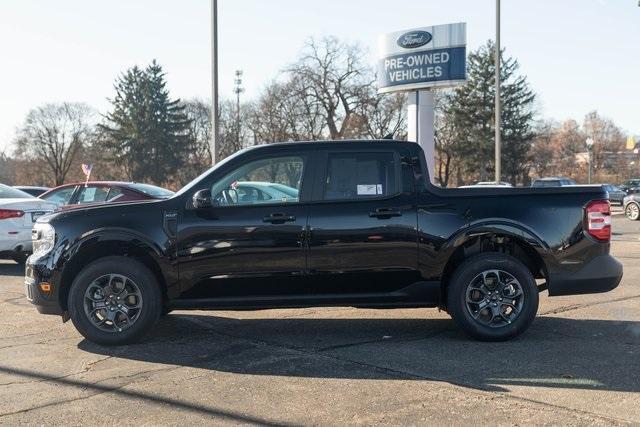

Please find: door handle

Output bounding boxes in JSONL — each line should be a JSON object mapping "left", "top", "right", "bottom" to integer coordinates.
{"left": 369, "top": 208, "right": 402, "bottom": 219}
{"left": 263, "top": 212, "right": 296, "bottom": 224}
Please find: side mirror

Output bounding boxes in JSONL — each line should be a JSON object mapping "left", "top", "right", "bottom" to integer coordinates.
{"left": 193, "top": 189, "right": 213, "bottom": 209}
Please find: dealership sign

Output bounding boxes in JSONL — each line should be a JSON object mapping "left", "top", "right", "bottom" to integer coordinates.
{"left": 377, "top": 23, "right": 467, "bottom": 93}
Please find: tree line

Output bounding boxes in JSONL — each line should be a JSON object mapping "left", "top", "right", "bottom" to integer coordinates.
{"left": 1, "top": 37, "right": 635, "bottom": 189}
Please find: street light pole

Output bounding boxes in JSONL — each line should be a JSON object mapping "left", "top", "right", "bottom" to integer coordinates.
{"left": 210, "top": 0, "right": 219, "bottom": 165}
{"left": 233, "top": 70, "right": 244, "bottom": 147}
{"left": 586, "top": 137, "right": 594, "bottom": 184}
{"left": 494, "top": 0, "right": 501, "bottom": 184}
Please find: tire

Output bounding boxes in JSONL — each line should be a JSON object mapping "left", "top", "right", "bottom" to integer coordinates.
{"left": 447, "top": 253, "right": 539, "bottom": 341}
{"left": 625, "top": 202, "right": 640, "bottom": 221}
{"left": 68, "top": 256, "right": 162, "bottom": 346}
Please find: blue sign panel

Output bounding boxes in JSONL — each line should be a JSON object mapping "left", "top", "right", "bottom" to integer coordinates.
{"left": 377, "top": 46, "right": 466, "bottom": 90}
{"left": 377, "top": 23, "right": 466, "bottom": 93}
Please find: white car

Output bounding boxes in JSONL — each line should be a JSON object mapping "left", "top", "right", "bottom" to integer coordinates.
{"left": 0, "top": 184, "right": 56, "bottom": 264}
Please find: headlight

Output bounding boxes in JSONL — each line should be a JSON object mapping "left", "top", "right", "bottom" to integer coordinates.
{"left": 32, "top": 223, "right": 55, "bottom": 258}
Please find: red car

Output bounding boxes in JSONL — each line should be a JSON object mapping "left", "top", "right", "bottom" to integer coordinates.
{"left": 38, "top": 182, "right": 174, "bottom": 209}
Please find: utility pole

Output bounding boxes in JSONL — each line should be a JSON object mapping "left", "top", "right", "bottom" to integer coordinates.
{"left": 494, "top": 0, "right": 501, "bottom": 184}
{"left": 586, "top": 137, "right": 594, "bottom": 184}
{"left": 233, "top": 70, "right": 244, "bottom": 147}
{"left": 210, "top": 0, "right": 219, "bottom": 165}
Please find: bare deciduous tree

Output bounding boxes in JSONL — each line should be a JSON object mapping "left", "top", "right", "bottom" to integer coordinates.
{"left": 14, "top": 103, "right": 95, "bottom": 185}
{"left": 357, "top": 91, "right": 407, "bottom": 140}
{"left": 285, "top": 37, "right": 374, "bottom": 139}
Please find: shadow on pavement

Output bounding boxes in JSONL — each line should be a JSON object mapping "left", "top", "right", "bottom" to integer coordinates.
{"left": 0, "top": 364, "right": 283, "bottom": 426}
{"left": 78, "top": 313, "right": 640, "bottom": 394}
{"left": 0, "top": 262, "right": 23, "bottom": 278}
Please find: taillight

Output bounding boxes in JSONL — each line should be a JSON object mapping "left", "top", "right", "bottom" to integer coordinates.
{"left": 585, "top": 200, "right": 611, "bottom": 242}
{"left": 0, "top": 209, "right": 25, "bottom": 220}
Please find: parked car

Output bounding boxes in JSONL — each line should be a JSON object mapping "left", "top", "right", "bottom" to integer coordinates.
{"left": 13, "top": 186, "right": 50, "bottom": 197}
{"left": 603, "top": 184, "right": 626, "bottom": 205}
{"left": 25, "top": 140, "right": 622, "bottom": 345}
{"left": 0, "top": 184, "right": 56, "bottom": 264}
{"left": 623, "top": 194, "right": 640, "bottom": 221}
{"left": 38, "top": 181, "right": 174, "bottom": 209}
{"left": 619, "top": 178, "right": 640, "bottom": 194}
{"left": 531, "top": 177, "right": 576, "bottom": 187}
{"left": 459, "top": 181, "right": 513, "bottom": 188}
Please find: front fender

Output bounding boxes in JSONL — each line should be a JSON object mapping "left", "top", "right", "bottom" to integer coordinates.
{"left": 55, "top": 227, "right": 177, "bottom": 308}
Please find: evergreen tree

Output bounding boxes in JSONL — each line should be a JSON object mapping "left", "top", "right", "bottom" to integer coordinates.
{"left": 99, "top": 60, "right": 191, "bottom": 185}
{"left": 444, "top": 41, "right": 536, "bottom": 184}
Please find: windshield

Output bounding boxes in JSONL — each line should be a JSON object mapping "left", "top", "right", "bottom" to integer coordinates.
{"left": 128, "top": 183, "right": 174, "bottom": 198}
{"left": 0, "top": 183, "right": 34, "bottom": 199}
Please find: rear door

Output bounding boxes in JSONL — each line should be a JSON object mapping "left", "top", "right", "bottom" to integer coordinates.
{"left": 306, "top": 146, "right": 419, "bottom": 295}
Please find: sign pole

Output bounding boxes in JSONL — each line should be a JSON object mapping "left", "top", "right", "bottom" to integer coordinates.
{"left": 408, "top": 90, "right": 435, "bottom": 184}
{"left": 376, "top": 23, "right": 466, "bottom": 187}
{"left": 210, "top": 0, "right": 219, "bottom": 165}
{"left": 494, "top": 0, "right": 501, "bottom": 183}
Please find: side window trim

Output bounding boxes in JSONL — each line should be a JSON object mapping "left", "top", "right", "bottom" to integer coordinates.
{"left": 317, "top": 148, "right": 402, "bottom": 203}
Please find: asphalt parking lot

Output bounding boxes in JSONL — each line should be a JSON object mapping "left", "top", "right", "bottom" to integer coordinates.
{"left": 1, "top": 212, "right": 639, "bottom": 425}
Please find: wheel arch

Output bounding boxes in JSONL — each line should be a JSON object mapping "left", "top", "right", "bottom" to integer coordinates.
{"left": 58, "top": 230, "right": 170, "bottom": 311}
{"left": 438, "top": 222, "right": 550, "bottom": 309}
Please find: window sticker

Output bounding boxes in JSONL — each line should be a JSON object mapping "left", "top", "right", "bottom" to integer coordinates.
{"left": 357, "top": 184, "right": 382, "bottom": 195}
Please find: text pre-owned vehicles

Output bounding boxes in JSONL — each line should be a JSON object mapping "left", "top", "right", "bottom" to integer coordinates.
{"left": 530, "top": 177, "right": 577, "bottom": 187}
{"left": 623, "top": 194, "right": 640, "bottom": 220}
{"left": 39, "top": 181, "right": 174, "bottom": 209}
{"left": 25, "top": 141, "right": 622, "bottom": 345}
{"left": 0, "top": 184, "right": 56, "bottom": 264}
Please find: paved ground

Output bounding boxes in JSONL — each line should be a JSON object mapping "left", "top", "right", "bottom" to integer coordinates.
{"left": 1, "top": 213, "right": 639, "bottom": 425}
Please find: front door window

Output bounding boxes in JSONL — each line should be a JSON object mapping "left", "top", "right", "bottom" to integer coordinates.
{"left": 211, "top": 156, "right": 304, "bottom": 206}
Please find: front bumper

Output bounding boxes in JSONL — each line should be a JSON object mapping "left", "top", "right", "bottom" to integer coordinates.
{"left": 25, "top": 257, "right": 64, "bottom": 315}
{"left": 548, "top": 254, "right": 623, "bottom": 296}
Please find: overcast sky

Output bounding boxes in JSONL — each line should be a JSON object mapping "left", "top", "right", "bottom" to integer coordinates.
{"left": 1, "top": 0, "right": 638, "bottom": 153}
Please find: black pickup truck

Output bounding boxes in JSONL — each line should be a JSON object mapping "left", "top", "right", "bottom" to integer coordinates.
{"left": 26, "top": 140, "right": 622, "bottom": 345}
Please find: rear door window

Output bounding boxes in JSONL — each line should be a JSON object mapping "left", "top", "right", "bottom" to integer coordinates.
{"left": 76, "top": 186, "right": 110, "bottom": 204}
{"left": 323, "top": 152, "right": 398, "bottom": 200}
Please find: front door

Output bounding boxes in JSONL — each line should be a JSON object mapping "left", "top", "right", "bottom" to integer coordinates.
{"left": 177, "top": 154, "right": 310, "bottom": 299}
{"left": 306, "top": 148, "right": 419, "bottom": 295}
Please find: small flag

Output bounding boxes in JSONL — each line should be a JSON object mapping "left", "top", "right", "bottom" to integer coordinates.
{"left": 81, "top": 163, "right": 93, "bottom": 177}
{"left": 81, "top": 164, "right": 93, "bottom": 187}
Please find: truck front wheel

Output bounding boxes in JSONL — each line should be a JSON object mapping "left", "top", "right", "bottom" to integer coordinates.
{"left": 68, "top": 256, "right": 162, "bottom": 346}
{"left": 447, "top": 253, "right": 539, "bottom": 341}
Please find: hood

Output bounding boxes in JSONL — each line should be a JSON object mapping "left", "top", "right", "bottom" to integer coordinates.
{"left": 39, "top": 198, "right": 166, "bottom": 224}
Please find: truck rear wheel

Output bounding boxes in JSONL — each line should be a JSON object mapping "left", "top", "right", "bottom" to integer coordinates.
{"left": 447, "top": 253, "right": 539, "bottom": 341}
{"left": 68, "top": 256, "right": 162, "bottom": 346}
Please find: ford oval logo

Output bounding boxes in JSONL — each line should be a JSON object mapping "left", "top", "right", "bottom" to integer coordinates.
{"left": 397, "top": 31, "right": 432, "bottom": 49}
